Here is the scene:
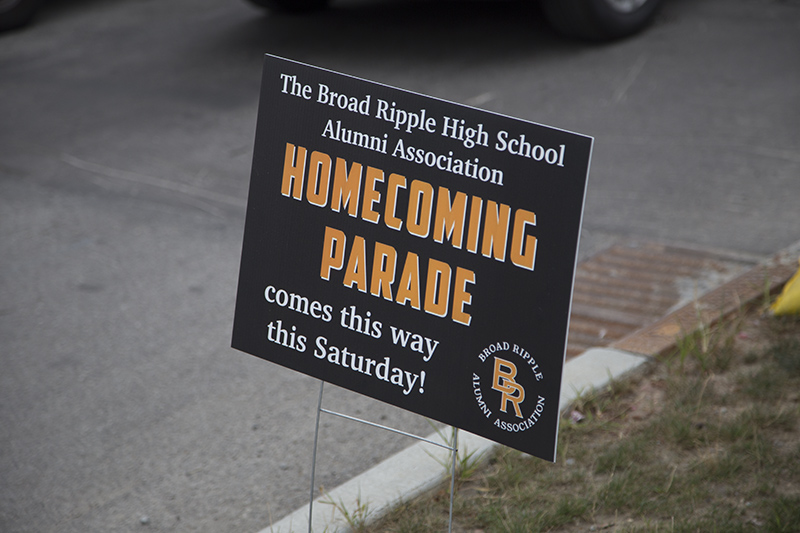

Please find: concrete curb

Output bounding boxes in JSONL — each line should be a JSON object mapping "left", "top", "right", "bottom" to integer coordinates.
{"left": 261, "top": 239, "right": 800, "bottom": 533}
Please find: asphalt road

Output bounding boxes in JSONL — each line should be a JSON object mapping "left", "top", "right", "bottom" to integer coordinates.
{"left": 1, "top": 0, "right": 799, "bottom": 531}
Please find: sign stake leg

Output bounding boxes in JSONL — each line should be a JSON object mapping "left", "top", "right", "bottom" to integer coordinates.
{"left": 308, "top": 380, "right": 325, "bottom": 533}
{"left": 448, "top": 428, "right": 458, "bottom": 533}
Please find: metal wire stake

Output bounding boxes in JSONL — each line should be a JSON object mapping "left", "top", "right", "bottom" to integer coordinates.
{"left": 306, "top": 382, "right": 460, "bottom": 532}
{"left": 448, "top": 428, "right": 458, "bottom": 533}
{"left": 308, "top": 380, "right": 325, "bottom": 533}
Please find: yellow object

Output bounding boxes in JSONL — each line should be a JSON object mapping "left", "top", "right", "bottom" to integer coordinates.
{"left": 771, "top": 258, "right": 800, "bottom": 315}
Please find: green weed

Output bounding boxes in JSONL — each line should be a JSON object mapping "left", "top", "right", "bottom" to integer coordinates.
{"left": 766, "top": 495, "right": 800, "bottom": 532}
{"left": 319, "top": 490, "right": 372, "bottom": 532}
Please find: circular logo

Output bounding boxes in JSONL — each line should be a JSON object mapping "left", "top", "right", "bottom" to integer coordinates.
{"left": 472, "top": 341, "right": 546, "bottom": 433}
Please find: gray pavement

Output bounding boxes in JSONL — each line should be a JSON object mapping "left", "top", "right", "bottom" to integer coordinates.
{"left": 1, "top": 0, "right": 799, "bottom": 532}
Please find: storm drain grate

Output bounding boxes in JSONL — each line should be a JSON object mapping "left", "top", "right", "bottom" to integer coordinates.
{"left": 566, "top": 242, "right": 757, "bottom": 359}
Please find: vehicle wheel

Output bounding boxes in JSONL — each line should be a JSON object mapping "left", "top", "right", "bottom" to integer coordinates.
{"left": 244, "top": 0, "right": 329, "bottom": 13}
{"left": 0, "top": 0, "right": 42, "bottom": 31}
{"left": 540, "top": 0, "right": 663, "bottom": 41}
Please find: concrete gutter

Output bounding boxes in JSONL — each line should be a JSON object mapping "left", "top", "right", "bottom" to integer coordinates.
{"left": 260, "top": 239, "right": 800, "bottom": 533}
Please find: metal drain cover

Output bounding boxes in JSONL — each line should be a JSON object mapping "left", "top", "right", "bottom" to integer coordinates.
{"left": 567, "top": 242, "right": 757, "bottom": 359}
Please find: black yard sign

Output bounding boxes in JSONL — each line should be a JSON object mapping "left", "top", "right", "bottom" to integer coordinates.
{"left": 232, "top": 55, "right": 592, "bottom": 461}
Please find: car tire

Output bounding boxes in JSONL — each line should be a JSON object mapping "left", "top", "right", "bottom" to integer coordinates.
{"left": 244, "top": 0, "right": 329, "bottom": 13}
{"left": 540, "top": 0, "right": 663, "bottom": 41}
{"left": 0, "top": 0, "right": 42, "bottom": 31}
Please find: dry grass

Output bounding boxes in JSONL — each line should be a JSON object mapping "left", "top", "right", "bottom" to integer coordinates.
{"left": 366, "top": 307, "right": 800, "bottom": 533}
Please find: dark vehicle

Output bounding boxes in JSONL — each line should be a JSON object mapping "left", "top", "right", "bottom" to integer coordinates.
{"left": 0, "top": 0, "right": 41, "bottom": 30}
{"left": 246, "top": 0, "right": 665, "bottom": 41}
{"left": 2, "top": 0, "right": 663, "bottom": 40}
